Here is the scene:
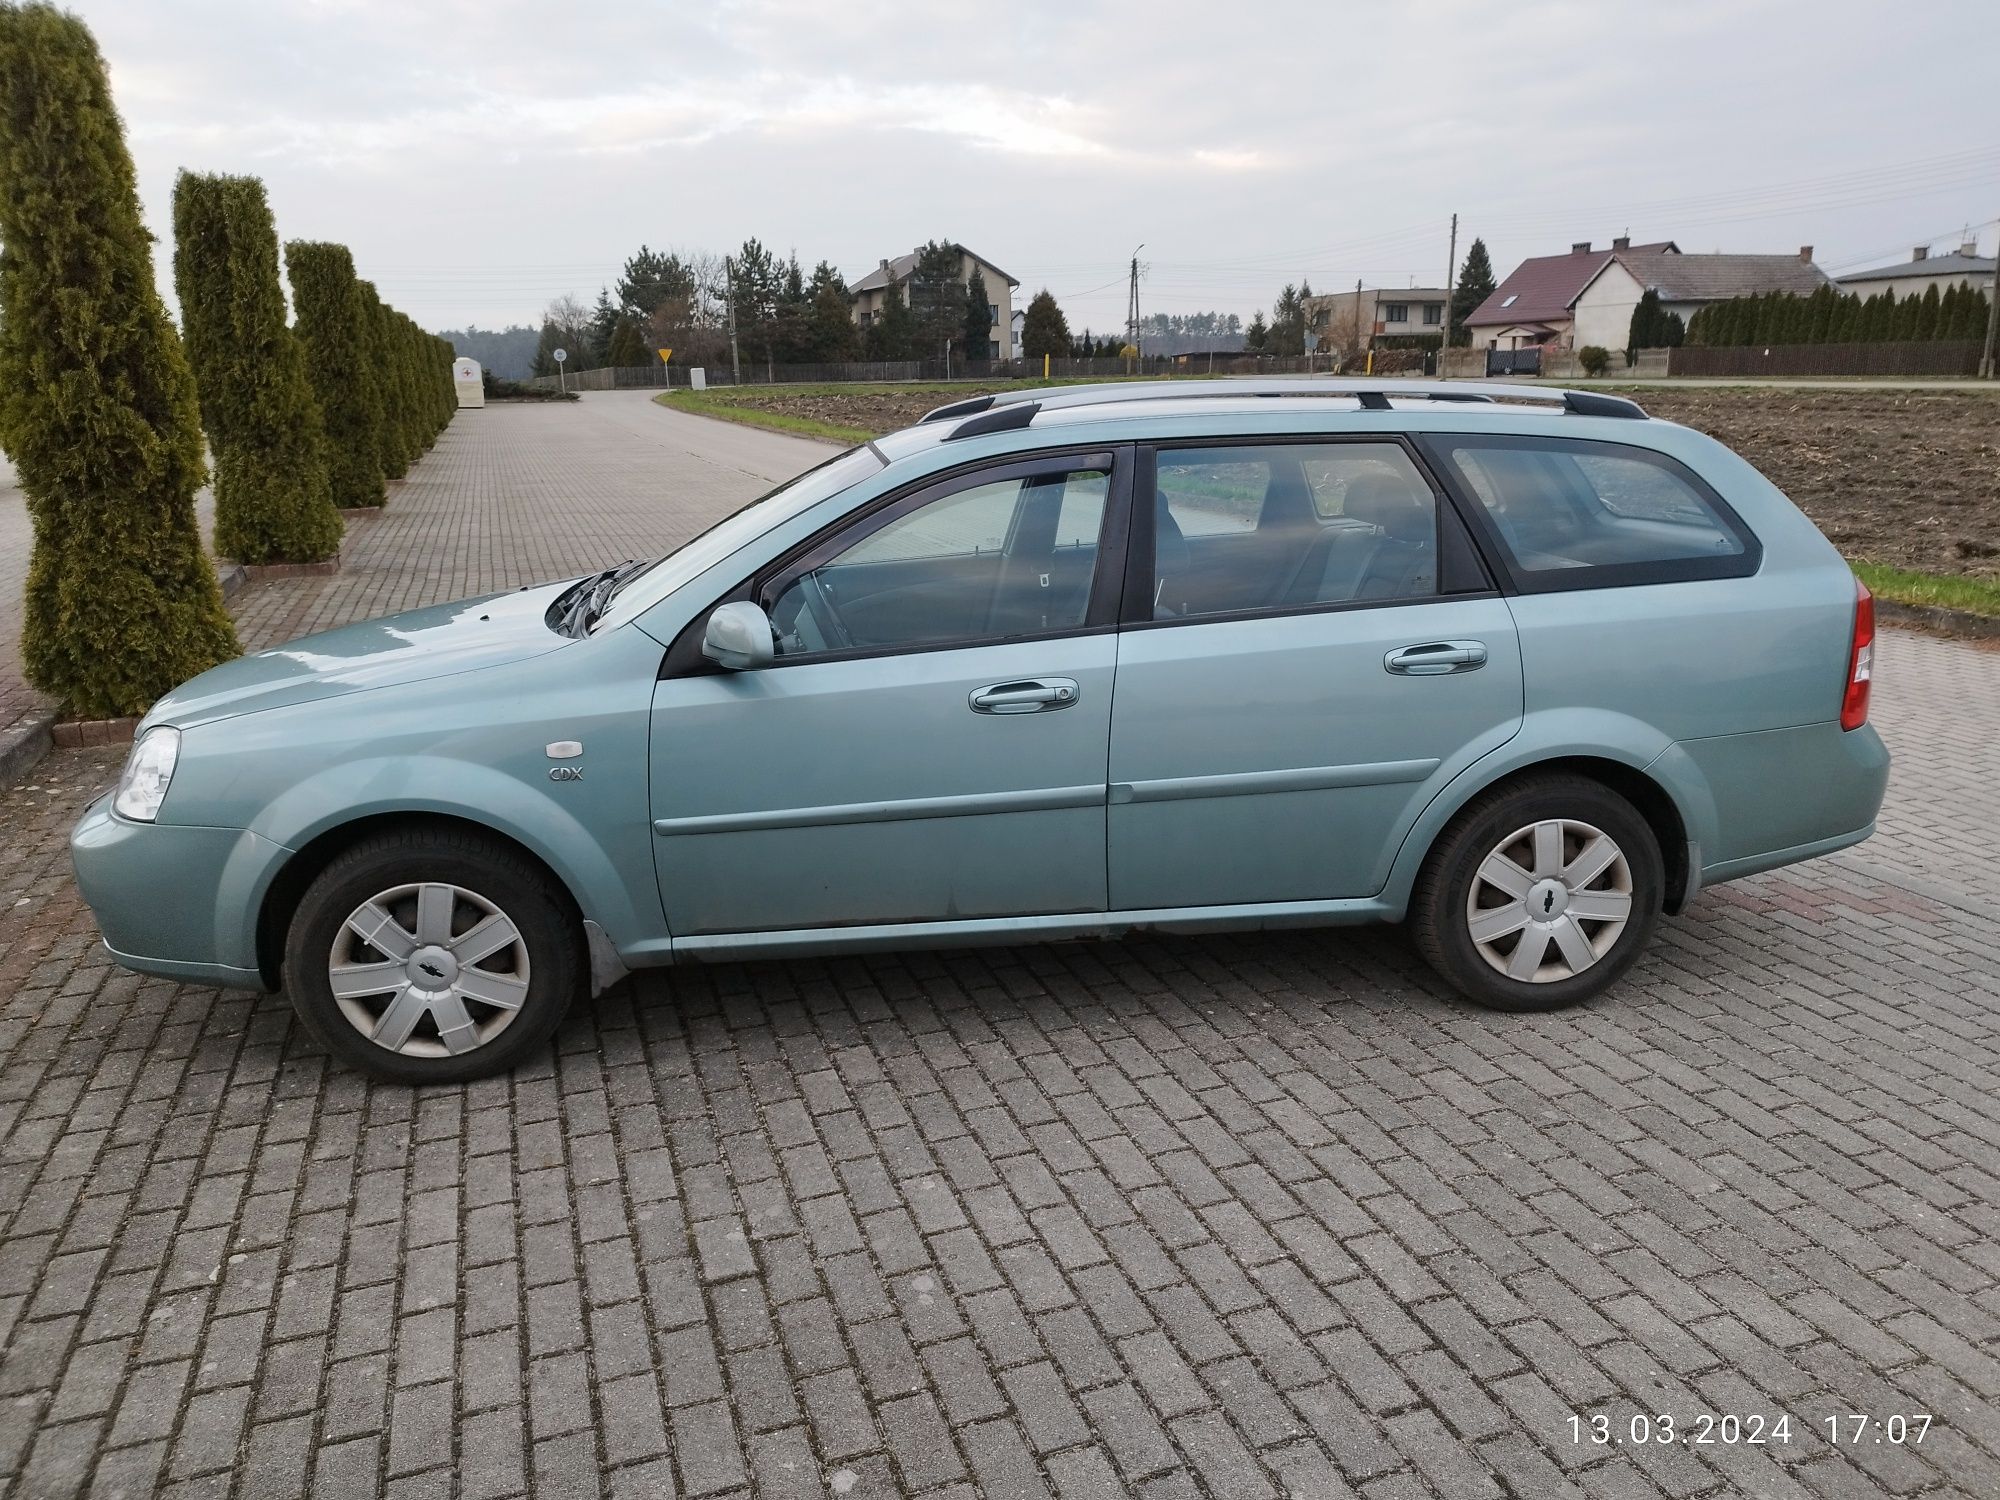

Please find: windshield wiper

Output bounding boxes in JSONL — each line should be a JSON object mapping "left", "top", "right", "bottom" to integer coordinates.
{"left": 563, "top": 559, "right": 643, "bottom": 637}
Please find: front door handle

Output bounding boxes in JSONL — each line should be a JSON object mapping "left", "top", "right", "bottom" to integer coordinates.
{"left": 970, "top": 678, "right": 1079, "bottom": 714}
{"left": 1385, "top": 641, "right": 1487, "bottom": 676}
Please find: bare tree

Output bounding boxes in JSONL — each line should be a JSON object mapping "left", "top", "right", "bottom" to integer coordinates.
{"left": 541, "top": 294, "right": 595, "bottom": 368}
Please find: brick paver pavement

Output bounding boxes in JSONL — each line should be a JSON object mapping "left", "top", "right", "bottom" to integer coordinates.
{"left": 2, "top": 395, "right": 1998, "bottom": 1498}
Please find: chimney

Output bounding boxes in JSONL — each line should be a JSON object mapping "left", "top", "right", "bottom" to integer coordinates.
{"left": 1798, "top": 245, "right": 1813, "bottom": 263}
{"left": 1961, "top": 241, "right": 1979, "bottom": 258}
{"left": 1612, "top": 236, "right": 1630, "bottom": 251}
{"left": 1912, "top": 245, "right": 1929, "bottom": 262}
{"left": 1571, "top": 241, "right": 1591, "bottom": 254}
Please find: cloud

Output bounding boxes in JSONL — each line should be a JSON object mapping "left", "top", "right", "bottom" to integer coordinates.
{"left": 60, "top": 0, "right": 2000, "bottom": 332}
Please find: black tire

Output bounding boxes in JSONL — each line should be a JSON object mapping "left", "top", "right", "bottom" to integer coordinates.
{"left": 284, "top": 824, "right": 584, "bottom": 1083}
{"left": 1409, "top": 773, "right": 1662, "bottom": 1013}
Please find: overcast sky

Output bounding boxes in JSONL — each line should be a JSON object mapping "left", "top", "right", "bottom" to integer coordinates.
{"left": 74, "top": 0, "right": 2000, "bottom": 335}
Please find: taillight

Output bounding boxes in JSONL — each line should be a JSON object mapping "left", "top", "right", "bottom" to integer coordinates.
{"left": 1841, "top": 578, "right": 1873, "bottom": 731}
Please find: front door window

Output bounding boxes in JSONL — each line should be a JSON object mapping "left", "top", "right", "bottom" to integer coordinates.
{"left": 765, "top": 463, "right": 1111, "bottom": 657}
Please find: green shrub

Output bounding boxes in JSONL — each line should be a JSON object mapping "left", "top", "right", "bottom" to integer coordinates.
{"left": 1577, "top": 345, "right": 1612, "bottom": 377}
{"left": 0, "top": 2, "right": 238, "bottom": 717}
{"left": 286, "top": 240, "right": 387, "bottom": 508}
{"left": 172, "top": 172, "right": 341, "bottom": 565}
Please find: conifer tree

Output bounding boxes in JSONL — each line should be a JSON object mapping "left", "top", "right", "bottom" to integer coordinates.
{"left": 805, "top": 262, "right": 861, "bottom": 362}
{"left": 866, "top": 280, "right": 917, "bottom": 360}
{"left": 1020, "top": 289, "right": 1072, "bottom": 361}
{"left": 0, "top": 2, "right": 238, "bottom": 715}
{"left": 963, "top": 267, "right": 992, "bottom": 361}
{"left": 1626, "top": 288, "right": 1664, "bottom": 359}
{"left": 287, "top": 240, "right": 386, "bottom": 507}
{"left": 1449, "top": 239, "right": 1496, "bottom": 345}
{"left": 354, "top": 280, "right": 409, "bottom": 480}
{"left": 1913, "top": 284, "right": 1941, "bottom": 340}
{"left": 587, "top": 288, "right": 619, "bottom": 365}
{"left": 1960, "top": 288, "right": 1991, "bottom": 340}
{"left": 607, "top": 317, "right": 649, "bottom": 367}
{"left": 172, "top": 172, "right": 341, "bottom": 566}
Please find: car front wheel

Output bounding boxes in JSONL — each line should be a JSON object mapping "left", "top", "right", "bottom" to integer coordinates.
{"left": 284, "top": 825, "right": 584, "bottom": 1082}
{"left": 1410, "top": 773, "right": 1663, "bottom": 1012}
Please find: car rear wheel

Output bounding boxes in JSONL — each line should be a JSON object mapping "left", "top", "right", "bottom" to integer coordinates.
{"left": 1410, "top": 774, "right": 1662, "bottom": 1012}
{"left": 284, "top": 825, "right": 583, "bottom": 1082}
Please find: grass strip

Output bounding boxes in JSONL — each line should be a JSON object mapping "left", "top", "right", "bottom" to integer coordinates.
{"left": 654, "top": 391, "right": 874, "bottom": 445}
{"left": 1853, "top": 561, "right": 2000, "bottom": 619}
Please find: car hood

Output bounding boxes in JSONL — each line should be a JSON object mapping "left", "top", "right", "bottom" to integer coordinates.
{"left": 148, "top": 579, "right": 580, "bottom": 729}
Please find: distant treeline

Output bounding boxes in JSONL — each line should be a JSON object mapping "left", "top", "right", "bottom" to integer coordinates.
{"left": 439, "top": 324, "right": 539, "bottom": 380}
{"left": 1687, "top": 282, "right": 1991, "bottom": 347}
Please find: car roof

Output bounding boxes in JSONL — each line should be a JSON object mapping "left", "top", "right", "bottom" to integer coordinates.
{"left": 869, "top": 382, "right": 1676, "bottom": 471}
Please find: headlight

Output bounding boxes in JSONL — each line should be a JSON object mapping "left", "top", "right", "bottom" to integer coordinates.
{"left": 113, "top": 726, "right": 181, "bottom": 822}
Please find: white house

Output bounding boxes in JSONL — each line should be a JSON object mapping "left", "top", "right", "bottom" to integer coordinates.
{"left": 1569, "top": 247, "right": 1830, "bottom": 350}
{"left": 1303, "top": 285, "right": 1450, "bottom": 350}
{"left": 848, "top": 244, "right": 1020, "bottom": 360}
{"left": 1836, "top": 242, "right": 1995, "bottom": 302}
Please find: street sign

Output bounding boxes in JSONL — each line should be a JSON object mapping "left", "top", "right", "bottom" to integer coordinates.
{"left": 657, "top": 348, "right": 673, "bottom": 363}
{"left": 552, "top": 348, "right": 567, "bottom": 364}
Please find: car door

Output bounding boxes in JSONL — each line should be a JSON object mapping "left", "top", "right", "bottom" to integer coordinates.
{"left": 650, "top": 448, "right": 1130, "bottom": 937}
{"left": 1107, "top": 436, "right": 1523, "bottom": 910}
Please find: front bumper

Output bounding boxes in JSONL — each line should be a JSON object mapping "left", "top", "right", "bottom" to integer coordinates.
{"left": 69, "top": 793, "right": 285, "bottom": 992}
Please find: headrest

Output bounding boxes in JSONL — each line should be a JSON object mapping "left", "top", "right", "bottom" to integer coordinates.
{"left": 1344, "top": 474, "right": 1430, "bottom": 544}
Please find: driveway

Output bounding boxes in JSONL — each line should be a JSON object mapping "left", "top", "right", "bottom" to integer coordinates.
{"left": 1, "top": 393, "right": 1996, "bottom": 1499}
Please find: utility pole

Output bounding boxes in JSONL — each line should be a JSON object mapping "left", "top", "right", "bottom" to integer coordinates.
{"left": 1440, "top": 213, "right": 1458, "bottom": 377}
{"left": 1126, "top": 244, "right": 1145, "bottom": 360}
{"left": 724, "top": 257, "right": 741, "bottom": 386}
{"left": 1981, "top": 241, "right": 1998, "bottom": 378}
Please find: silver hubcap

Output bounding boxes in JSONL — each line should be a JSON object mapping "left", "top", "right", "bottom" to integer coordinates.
{"left": 1466, "top": 818, "right": 1633, "bottom": 983}
{"left": 329, "top": 882, "right": 531, "bottom": 1057}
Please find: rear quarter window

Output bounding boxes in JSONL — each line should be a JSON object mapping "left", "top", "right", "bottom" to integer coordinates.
{"left": 1425, "top": 434, "right": 1759, "bottom": 590}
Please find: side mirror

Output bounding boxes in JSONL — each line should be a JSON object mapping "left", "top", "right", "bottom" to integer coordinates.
{"left": 702, "top": 600, "right": 776, "bottom": 670}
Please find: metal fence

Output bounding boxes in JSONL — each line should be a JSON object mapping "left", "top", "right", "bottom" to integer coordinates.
{"left": 1665, "top": 340, "right": 1984, "bottom": 378}
{"left": 1485, "top": 348, "right": 1542, "bottom": 377}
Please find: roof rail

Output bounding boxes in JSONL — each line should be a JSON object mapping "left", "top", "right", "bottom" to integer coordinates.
{"left": 944, "top": 401, "right": 1041, "bottom": 441}
{"left": 920, "top": 394, "right": 995, "bottom": 423}
{"left": 920, "top": 378, "right": 1646, "bottom": 424}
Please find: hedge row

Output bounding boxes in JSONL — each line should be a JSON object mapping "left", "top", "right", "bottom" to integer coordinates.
{"left": 281, "top": 244, "right": 456, "bottom": 510}
{"left": 0, "top": 2, "right": 238, "bottom": 717}
{"left": 1, "top": 3, "right": 461, "bottom": 716}
{"left": 1688, "top": 281, "right": 1992, "bottom": 347}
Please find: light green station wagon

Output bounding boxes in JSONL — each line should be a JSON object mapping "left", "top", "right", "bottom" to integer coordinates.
{"left": 71, "top": 381, "right": 1888, "bottom": 1082}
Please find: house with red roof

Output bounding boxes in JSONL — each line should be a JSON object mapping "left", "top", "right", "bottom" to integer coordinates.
{"left": 1467, "top": 237, "right": 1833, "bottom": 352}
{"left": 1463, "top": 238, "right": 1678, "bottom": 351}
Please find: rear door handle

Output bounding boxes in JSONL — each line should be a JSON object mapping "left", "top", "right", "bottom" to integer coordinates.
{"left": 1385, "top": 641, "right": 1487, "bottom": 676}
{"left": 970, "top": 678, "right": 1079, "bottom": 714}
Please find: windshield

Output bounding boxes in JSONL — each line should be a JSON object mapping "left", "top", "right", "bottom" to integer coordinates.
{"left": 590, "top": 444, "right": 885, "bottom": 631}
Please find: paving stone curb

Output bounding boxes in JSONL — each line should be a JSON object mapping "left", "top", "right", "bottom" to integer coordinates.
{"left": 1874, "top": 597, "right": 2000, "bottom": 640}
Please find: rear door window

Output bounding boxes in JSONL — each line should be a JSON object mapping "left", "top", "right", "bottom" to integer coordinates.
{"left": 1425, "top": 435, "right": 1758, "bottom": 589}
{"left": 1149, "top": 443, "right": 1441, "bottom": 619}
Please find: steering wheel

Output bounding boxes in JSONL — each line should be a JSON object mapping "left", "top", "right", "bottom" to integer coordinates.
{"left": 799, "top": 570, "right": 854, "bottom": 650}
